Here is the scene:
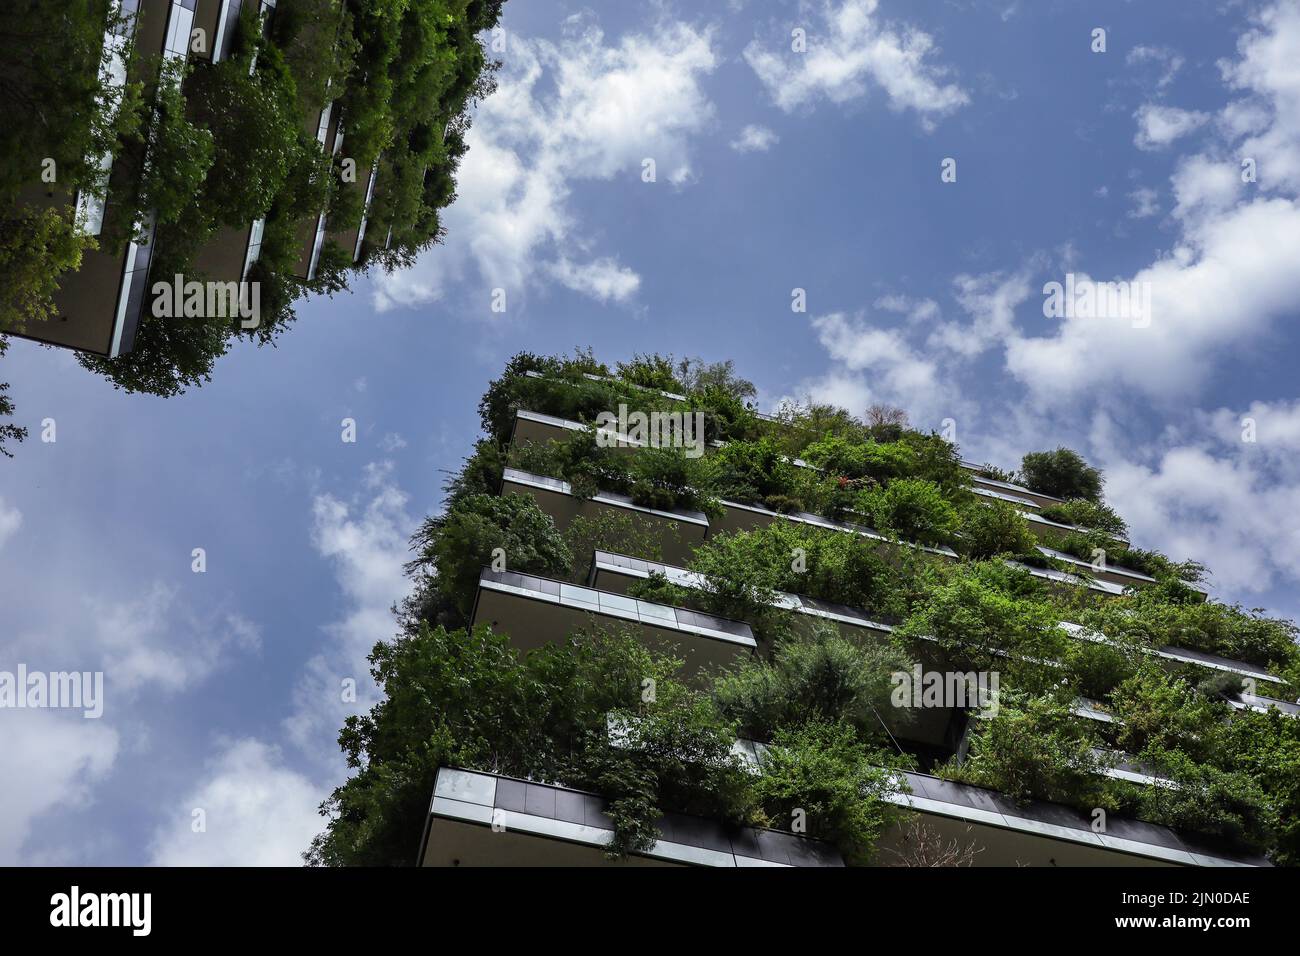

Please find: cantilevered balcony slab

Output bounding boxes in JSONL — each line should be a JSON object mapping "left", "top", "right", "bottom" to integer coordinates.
{"left": 588, "top": 550, "right": 898, "bottom": 643}
{"left": 1059, "top": 621, "right": 1288, "bottom": 688}
{"left": 502, "top": 467, "right": 707, "bottom": 567}
{"left": 1034, "top": 544, "right": 1159, "bottom": 591}
{"left": 1022, "top": 509, "right": 1129, "bottom": 549}
{"left": 1009, "top": 560, "right": 1127, "bottom": 598}
{"left": 971, "top": 484, "right": 1044, "bottom": 511}
{"left": 419, "top": 767, "right": 843, "bottom": 867}
{"left": 960, "top": 461, "right": 1065, "bottom": 509}
{"left": 879, "top": 771, "right": 1269, "bottom": 867}
{"left": 471, "top": 568, "right": 756, "bottom": 682}
{"left": 712, "top": 498, "right": 959, "bottom": 564}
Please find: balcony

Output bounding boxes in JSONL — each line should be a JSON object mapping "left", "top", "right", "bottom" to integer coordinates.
{"left": 471, "top": 567, "right": 756, "bottom": 683}
{"left": 961, "top": 461, "right": 1065, "bottom": 509}
{"left": 878, "top": 770, "right": 1269, "bottom": 867}
{"left": 419, "top": 767, "right": 843, "bottom": 867}
{"left": 502, "top": 467, "right": 707, "bottom": 567}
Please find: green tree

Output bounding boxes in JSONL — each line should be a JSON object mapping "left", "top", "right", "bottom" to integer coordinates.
{"left": 1019, "top": 447, "right": 1104, "bottom": 501}
{"left": 404, "top": 491, "right": 571, "bottom": 628}
{"left": 0, "top": 336, "right": 28, "bottom": 458}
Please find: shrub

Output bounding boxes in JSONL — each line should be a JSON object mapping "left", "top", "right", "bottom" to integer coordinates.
{"left": 944, "top": 692, "right": 1111, "bottom": 808}
{"left": 1019, "top": 447, "right": 1104, "bottom": 501}
{"left": 707, "top": 436, "right": 800, "bottom": 506}
{"left": 713, "top": 624, "right": 909, "bottom": 742}
{"left": 562, "top": 512, "right": 670, "bottom": 580}
{"left": 1134, "top": 747, "right": 1269, "bottom": 849}
{"left": 306, "top": 624, "right": 739, "bottom": 865}
{"left": 860, "top": 478, "right": 960, "bottom": 546}
{"left": 959, "top": 500, "right": 1038, "bottom": 559}
{"left": 404, "top": 492, "right": 571, "bottom": 627}
{"left": 897, "top": 562, "right": 1062, "bottom": 682}
{"left": 751, "top": 720, "right": 901, "bottom": 865}
{"left": 616, "top": 353, "right": 682, "bottom": 393}
{"left": 1039, "top": 498, "right": 1128, "bottom": 539}
{"left": 1109, "top": 667, "right": 1228, "bottom": 761}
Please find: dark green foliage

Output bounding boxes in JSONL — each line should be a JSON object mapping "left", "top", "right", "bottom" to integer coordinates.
{"left": 750, "top": 720, "right": 901, "bottom": 865}
{"left": 0, "top": 337, "right": 27, "bottom": 457}
{"left": 312, "top": 352, "right": 1300, "bottom": 866}
{"left": 404, "top": 492, "right": 571, "bottom": 628}
{"left": 1019, "top": 447, "right": 1104, "bottom": 502}
{"left": 943, "top": 692, "right": 1111, "bottom": 808}
{"left": 713, "top": 625, "right": 909, "bottom": 743}
{"left": 959, "top": 500, "right": 1037, "bottom": 559}
{"left": 859, "top": 478, "right": 960, "bottom": 546}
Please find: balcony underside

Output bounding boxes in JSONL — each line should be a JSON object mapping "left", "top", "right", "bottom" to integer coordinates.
{"left": 421, "top": 768, "right": 843, "bottom": 867}
{"left": 879, "top": 771, "right": 1268, "bottom": 867}
{"left": 503, "top": 468, "right": 706, "bottom": 568}
{"left": 471, "top": 568, "right": 756, "bottom": 685}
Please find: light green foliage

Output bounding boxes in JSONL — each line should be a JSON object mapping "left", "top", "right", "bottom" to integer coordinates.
{"left": 1039, "top": 498, "right": 1128, "bottom": 539}
{"left": 859, "top": 478, "right": 960, "bottom": 546}
{"left": 615, "top": 353, "right": 683, "bottom": 393}
{"left": 898, "top": 562, "right": 1063, "bottom": 684}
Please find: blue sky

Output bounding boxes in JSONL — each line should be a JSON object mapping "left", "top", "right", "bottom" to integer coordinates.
{"left": 3, "top": 0, "right": 1300, "bottom": 864}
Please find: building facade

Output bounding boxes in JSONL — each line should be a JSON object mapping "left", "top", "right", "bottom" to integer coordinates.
{"left": 410, "top": 356, "right": 1299, "bottom": 868}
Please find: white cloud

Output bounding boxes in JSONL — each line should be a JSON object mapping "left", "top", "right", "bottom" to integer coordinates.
{"left": 373, "top": 18, "right": 717, "bottom": 312}
{"left": 378, "top": 432, "right": 408, "bottom": 453}
{"left": 874, "top": 293, "right": 939, "bottom": 324}
{"left": 148, "top": 739, "right": 324, "bottom": 866}
{"left": 1126, "top": 45, "right": 1184, "bottom": 89}
{"left": 928, "top": 270, "right": 1033, "bottom": 359}
{"left": 743, "top": 0, "right": 968, "bottom": 126}
{"left": 1134, "top": 103, "right": 1209, "bottom": 150}
{"left": 0, "top": 711, "right": 119, "bottom": 864}
{"left": 0, "top": 496, "right": 20, "bottom": 550}
{"left": 1105, "top": 442, "right": 1300, "bottom": 594}
{"left": 1127, "top": 185, "right": 1160, "bottom": 219}
{"left": 798, "top": 311, "right": 951, "bottom": 424}
{"left": 79, "top": 586, "right": 261, "bottom": 696}
{"left": 547, "top": 256, "right": 641, "bottom": 302}
{"left": 1008, "top": 198, "right": 1300, "bottom": 400}
{"left": 284, "top": 464, "right": 412, "bottom": 760}
{"left": 1003, "top": 3, "right": 1300, "bottom": 404}
{"left": 730, "top": 124, "right": 779, "bottom": 152}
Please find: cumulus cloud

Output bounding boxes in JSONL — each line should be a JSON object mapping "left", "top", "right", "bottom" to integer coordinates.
{"left": 80, "top": 586, "right": 261, "bottom": 696}
{"left": 1003, "top": 2, "right": 1300, "bottom": 404}
{"left": 793, "top": 311, "right": 955, "bottom": 424}
{"left": 1104, "top": 441, "right": 1300, "bottom": 595}
{"left": 0, "top": 711, "right": 119, "bottom": 864}
{"left": 929, "top": 270, "right": 1034, "bottom": 359}
{"left": 743, "top": 0, "right": 968, "bottom": 126}
{"left": 547, "top": 256, "right": 641, "bottom": 302}
{"left": 148, "top": 739, "right": 324, "bottom": 866}
{"left": 730, "top": 124, "right": 779, "bottom": 152}
{"left": 283, "top": 463, "right": 413, "bottom": 759}
{"left": 874, "top": 293, "right": 939, "bottom": 324}
{"left": 1134, "top": 103, "right": 1210, "bottom": 150}
{"left": 373, "top": 18, "right": 717, "bottom": 312}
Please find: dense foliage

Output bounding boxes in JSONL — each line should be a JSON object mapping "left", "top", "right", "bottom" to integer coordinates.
{"left": 3, "top": 1, "right": 502, "bottom": 401}
{"left": 312, "top": 351, "right": 1300, "bottom": 866}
